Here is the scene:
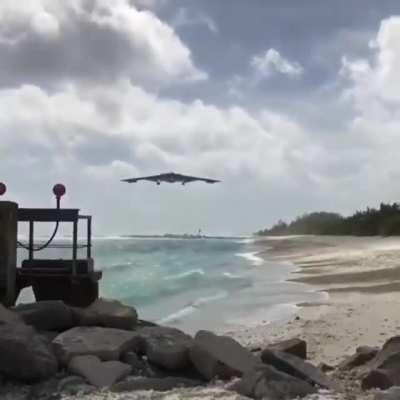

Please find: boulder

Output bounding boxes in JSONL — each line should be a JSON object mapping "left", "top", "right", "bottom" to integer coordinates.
{"left": 111, "top": 377, "right": 204, "bottom": 393}
{"left": 362, "top": 337, "right": 400, "bottom": 371}
{"left": 68, "top": 355, "right": 132, "bottom": 387}
{"left": 267, "top": 338, "right": 307, "bottom": 360}
{"left": 189, "top": 330, "right": 259, "bottom": 381}
{"left": 14, "top": 301, "right": 75, "bottom": 332}
{"left": 75, "top": 298, "right": 138, "bottom": 330}
{"left": 0, "top": 322, "right": 58, "bottom": 381}
{"left": 362, "top": 369, "right": 397, "bottom": 391}
{"left": 131, "top": 326, "right": 193, "bottom": 370}
{"left": 261, "top": 349, "right": 337, "bottom": 390}
{"left": 235, "top": 364, "right": 316, "bottom": 400}
{"left": 339, "top": 346, "right": 379, "bottom": 370}
{"left": 52, "top": 326, "right": 136, "bottom": 365}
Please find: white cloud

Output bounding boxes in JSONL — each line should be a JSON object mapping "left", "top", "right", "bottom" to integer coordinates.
{"left": 172, "top": 7, "right": 218, "bottom": 34}
{"left": 251, "top": 48, "right": 304, "bottom": 78}
{"left": 0, "top": 0, "right": 206, "bottom": 88}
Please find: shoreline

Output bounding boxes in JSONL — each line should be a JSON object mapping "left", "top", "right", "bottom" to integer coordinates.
{"left": 241, "top": 235, "right": 400, "bottom": 366}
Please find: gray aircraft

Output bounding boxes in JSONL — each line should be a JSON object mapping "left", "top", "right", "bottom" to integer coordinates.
{"left": 121, "top": 172, "right": 220, "bottom": 186}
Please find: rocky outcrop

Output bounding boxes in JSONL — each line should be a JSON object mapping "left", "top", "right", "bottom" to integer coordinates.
{"left": 0, "top": 322, "right": 58, "bottom": 381}
{"left": 52, "top": 326, "right": 136, "bottom": 365}
{"left": 131, "top": 326, "right": 193, "bottom": 370}
{"left": 267, "top": 338, "right": 307, "bottom": 359}
{"left": 261, "top": 349, "right": 337, "bottom": 390}
{"left": 68, "top": 355, "right": 132, "bottom": 387}
{"left": 14, "top": 301, "right": 75, "bottom": 332}
{"left": 112, "top": 377, "right": 204, "bottom": 392}
{"left": 189, "top": 330, "right": 259, "bottom": 380}
{"left": 75, "top": 298, "right": 138, "bottom": 330}
{"left": 235, "top": 364, "right": 316, "bottom": 400}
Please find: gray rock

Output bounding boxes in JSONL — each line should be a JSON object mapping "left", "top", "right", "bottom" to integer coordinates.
{"left": 132, "top": 326, "right": 193, "bottom": 370}
{"left": 14, "top": 301, "right": 75, "bottom": 332}
{"left": 375, "top": 386, "right": 400, "bottom": 400}
{"left": 68, "top": 355, "right": 132, "bottom": 387}
{"left": 52, "top": 326, "right": 136, "bottom": 365}
{"left": 75, "top": 298, "right": 138, "bottom": 330}
{"left": 111, "top": 376, "right": 203, "bottom": 392}
{"left": 0, "top": 304, "right": 22, "bottom": 325}
{"left": 267, "top": 338, "right": 307, "bottom": 360}
{"left": 261, "top": 349, "right": 337, "bottom": 390}
{"left": 0, "top": 322, "right": 58, "bottom": 381}
{"left": 339, "top": 346, "right": 379, "bottom": 370}
{"left": 363, "top": 337, "right": 400, "bottom": 373}
{"left": 121, "top": 351, "right": 143, "bottom": 371}
{"left": 362, "top": 369, "right": 396, "bottom": 390}
{"left": 235, "top": 364, "right": 316, "bottom": 400}
{"left": 189, "top": 330, "right": 259, "bottom": 381}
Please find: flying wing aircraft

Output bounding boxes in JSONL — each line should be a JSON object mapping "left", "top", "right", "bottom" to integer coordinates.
{"left": 121, "top": 172, "right": 220, "bottom": 185}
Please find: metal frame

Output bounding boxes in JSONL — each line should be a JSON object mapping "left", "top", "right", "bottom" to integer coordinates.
{"left": 17, "top": 208, "right": 92, "bottom": 276}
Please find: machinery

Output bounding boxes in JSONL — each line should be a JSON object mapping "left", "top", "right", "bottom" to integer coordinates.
{"left": 0, "top": 183, "right": 102, "bottom": 307}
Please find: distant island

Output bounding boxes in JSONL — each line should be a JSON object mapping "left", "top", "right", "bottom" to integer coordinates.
{"left": 257, "top": 202, "right": 400, "bottom": 237}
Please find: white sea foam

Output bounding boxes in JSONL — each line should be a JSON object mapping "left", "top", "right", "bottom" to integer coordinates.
{"left": 164, "top": 268, "right": 205, "bottom": 281}
{"left": 157, "top": 291, "right": 227, "bottom": 324}
{"left": 235, "top": 251, "right": 264, "bottom": 266}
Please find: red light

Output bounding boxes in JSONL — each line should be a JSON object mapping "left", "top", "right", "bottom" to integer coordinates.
{"left": 0, "top": 183, "right": 6, "bottom": 196}
{"left": 53, "top": 183, "right": 66, "bottom": 199}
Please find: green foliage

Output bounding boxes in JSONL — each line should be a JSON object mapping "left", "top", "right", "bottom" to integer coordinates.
{"left": 257, "top": 203, "right": 400, "bottom": 237}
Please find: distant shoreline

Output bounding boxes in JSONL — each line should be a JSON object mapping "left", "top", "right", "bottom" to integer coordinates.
{"left": 121, "top": 234, "right": 249, "bottom": 240}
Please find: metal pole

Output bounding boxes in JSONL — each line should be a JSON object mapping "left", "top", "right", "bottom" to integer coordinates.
{"left": 29, "top": 220, "right": 34, "bottom": 261}
{"left": 87, "top": 216, "right": 92, "bottom": 259}
{"left": 0, "top": 201, "right": 18, "bottom": 306}
{"left": 72, "top": 219, "right": 78, "bottom": 275}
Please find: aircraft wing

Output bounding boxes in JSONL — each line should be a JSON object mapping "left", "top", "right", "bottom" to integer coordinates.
{"left": 121, "top": 174, "right": 163, "bottom": 183}
{"left": 180, "top": 174, "right": 220, "bottom": 183}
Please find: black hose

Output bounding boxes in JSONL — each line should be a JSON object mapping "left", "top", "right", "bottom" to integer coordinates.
{"left": 17, "top": 198, "right": 61, "bottom": 252}
{"left": 17, "top": 221, "right": 60, "bottom": 252}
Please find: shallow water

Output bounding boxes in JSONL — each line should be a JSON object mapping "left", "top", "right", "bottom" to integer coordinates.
{"left": 17, "top": 236, "right": 324, "bottom": 333}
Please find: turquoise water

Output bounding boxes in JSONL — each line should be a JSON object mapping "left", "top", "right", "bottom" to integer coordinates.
{"left": 17, "top": 237, "right": 323, "bottom": 333}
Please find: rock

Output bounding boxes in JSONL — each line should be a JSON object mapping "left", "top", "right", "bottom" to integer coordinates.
{"left": 362, "top": 369, "right": 397, "bottom": 390}
{"left": 363, "top": 337, "right": 400, "bottom": 372}
{"left": 14, "top": 301, "right": 75, "bottom": 332}
{"left": 131, "top": 326, "right": 193, "bottom": 370}
{"left": 0, "top": 304, "right": 23, "bottom": 325}
{"left": 52, "top": 326, "right": 136, "bottom": 365}
{"left": 234, "top": 364, "right": 316, "bottom": 400}
{"left": 267, "top": 338, "right": 307, "bottom": 359}
{"left": 111, "top": 376, "right": 204, "bottom": 392}
{"left": 68, "top": 355, "right": 131, "bottom": 387}
{"left": 136, "top": 319, "right": 158, "bottom": 328}
{"left": 339, "top": 346, "right": 379, "bottom": 370}
{"left": 0, "top": 322, "right": 58, "bottom": 381}
{"left": 261, "top": 349, "right": 337, "bottom": 390}
{"left": 121, "top": 351, "right": 144, "bottom": 371}
{"left": 375, "top": 386, "right": 400, "bottom": 400}
{"left": 40, "top": 331, "right": 61, "bottom": 343}
{"left": 57, "top": 375, "right": 96, "bottom": 395}
{"left": 189, "top": 330, "right": 259, "bottom": 381}
{"left": 76, "top": 298, "right": 138, "bottom": 330}
{"left": 318, "top": 362, "right": 335, "bottom": 373}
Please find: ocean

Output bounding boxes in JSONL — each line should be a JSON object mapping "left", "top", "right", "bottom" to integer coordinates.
{"left": 17, "top": 237, "right": 324, "bottom": 333}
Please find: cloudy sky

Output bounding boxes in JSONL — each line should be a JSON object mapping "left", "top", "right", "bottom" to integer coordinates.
{"left": 3, "top": 0, "right": 400, "bottom": 235}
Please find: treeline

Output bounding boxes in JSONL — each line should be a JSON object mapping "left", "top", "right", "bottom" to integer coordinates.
{"left": 257, "top": 203, "right": 400, "bottom": 237}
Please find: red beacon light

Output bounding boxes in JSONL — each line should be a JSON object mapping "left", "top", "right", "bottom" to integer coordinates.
{"left": 0, "top": 182, "right": 6, "bottom": 196}
{"left": 53, "top": 184, "right": 66, "bottom": 208}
